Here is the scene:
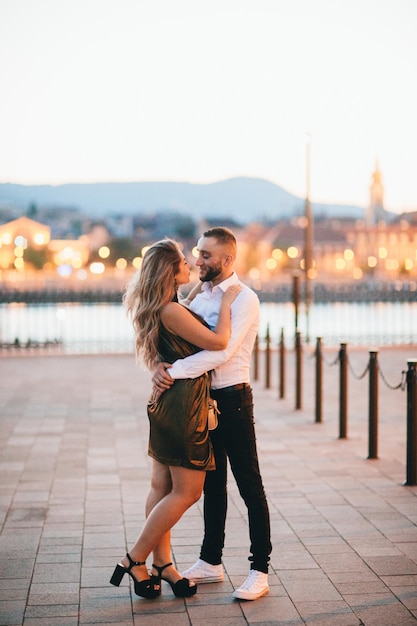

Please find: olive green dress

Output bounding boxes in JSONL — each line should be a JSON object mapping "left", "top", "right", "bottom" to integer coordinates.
{"left": 147, "top": 310, "right": 215, "bottom": 471}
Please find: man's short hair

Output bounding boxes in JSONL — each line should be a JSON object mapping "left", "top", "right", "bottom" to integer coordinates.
{"left": 203, "top": 226, "right": 236, "bottom": 248}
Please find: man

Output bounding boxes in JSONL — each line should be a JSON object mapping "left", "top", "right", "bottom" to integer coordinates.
{"left": 152, "top": 226, "right": 272, "bottom": 601}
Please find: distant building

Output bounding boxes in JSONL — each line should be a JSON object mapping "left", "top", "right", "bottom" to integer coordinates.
{"left": 0, "top": 215, "right": 51, "bottom": 246}
{"left": 81, "top": 222, "right": 110, "bottom": 252}
{"left": 352, "top": 220, "right": 417, "bottom": 278}
{"left": 0, "top": 216, "right": 90, "bottom": 276}
{"left": 1, "top": 165, "right": 416, "bottom": 285}
{"left": 47, "top": 239, "right": 90, "bottom": 268}
{"left": 0, "top": 216, "right": 51, "bottom": 270}
{"left": 366, "top": 161, "right": 386, "bottom": 227}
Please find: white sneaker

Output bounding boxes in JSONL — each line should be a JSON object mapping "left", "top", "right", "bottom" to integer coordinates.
{"left": 180, "top": 558, "right": 224, "bottom": 583}
{"left": 232, "top": 570, "right": 269, "bottom": 600}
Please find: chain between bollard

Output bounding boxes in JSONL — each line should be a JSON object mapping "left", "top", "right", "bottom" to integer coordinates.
{"left": 348, "top": 357, "right": 369, "bottom": 380}
{"left": 323, "top": 352, "right": 339, "bottom": 367}
{"left": 378, "top": 366, "right": 407, "bottom": 391}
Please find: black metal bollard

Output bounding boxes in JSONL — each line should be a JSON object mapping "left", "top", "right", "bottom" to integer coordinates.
{"left": 405, "top": 360, "right": 417, "bottom": 486}
{"left": 339, "top": 343, "right": 348, "bottom": 439}
{"left": 253, "top": 334, "right": 259, "bottom": 381}
{"left": 279, "top": 328, "right": 285, "bottom": 399}
{"left": 368, "top": 350, "right": 379, "bottom": 459}
{"left": 295, "top": 331, "right": 302, "bottom": 410}
{"left": 315, "top": 337, "right": 323, "bottom": 423}
{"left": 265, "top": 324, "right": 271, "bottom": 389}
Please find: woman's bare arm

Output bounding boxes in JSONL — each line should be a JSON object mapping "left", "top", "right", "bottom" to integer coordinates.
{"left": 161, "top": 284, "right": 241, "bottom": 350}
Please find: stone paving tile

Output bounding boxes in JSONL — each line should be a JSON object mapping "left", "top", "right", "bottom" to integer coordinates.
{"left": 0, "top": 600, "right": 26, "bottom": 626}
{"left": 303, "top": 618, "right": 360, "bottom": 626}
{"left": 293, "top": 600, "right": 358, "bottom": 625}
{"left": 380, "top": 574, "right": 417, "bottom": 587}
{"left": 0, "top": 558, "right": 34, "bottom": 581}
{"left": 347, "top": 536, "right": 404, "bottom": 557}
{"left": 366, "top": 555, "right": 417, "bottom": 576}
{"left": 32, "top": 562, "right": 81, "bottom": 585}
{"left": 24, "top": 604, "right": 79, "bottom": 619}
{"left": 133, "top": 618, "right": 190, "bottom": 626}
{"left": 280, "top": 574, "right": 342, "bottom": 603}
{"left": 274, "top": 544, "right": 321, "bottom": 570}
{"left": 187, "top": 601, "right": 247, "bottom": 622}
{"left": 354, "top": 602, "right": 417, "bottom": 626}
{"left": 1, "top": 352, "right": 417, "bottom": 625}
{"left": 313, "top": 552, "right": 375, "bottom": 575}
{"left": 27, "top": 582, "right": 80, "bottom": 606}
{"left": 0, "top": 586, "right": 28, "bottom": 602}
{"left": 346, "top": 591, "right": 405, "bottom": 609}
{"left": 79, "top": 587, "right": 134, "bottom": 624}
{"left": 23, "top": 618, "right": 78, "bottom": 626}
{"left": 240, "top": 595, "right": 302, "bottom": 625}
{"left": 393, "top": 587, "right": 417, "bottom": 611}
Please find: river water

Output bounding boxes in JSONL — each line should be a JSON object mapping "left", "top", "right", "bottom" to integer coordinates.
{"left": 1, "top": 301, "right": 416, "bottom": 354}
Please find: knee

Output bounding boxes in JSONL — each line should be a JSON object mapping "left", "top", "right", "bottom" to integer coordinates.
{"left": 150, "top": 476, "right": 172, "bottom": 499}
{"left": 183, "top": 486, "right": 204, "bottom": 508}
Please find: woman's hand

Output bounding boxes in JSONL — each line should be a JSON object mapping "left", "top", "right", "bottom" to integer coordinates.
{"left": 181, "top": 281, "right": 203, "bottom": 306}
{"left": 222, "top": 284, "right": 242, "bottom": 305}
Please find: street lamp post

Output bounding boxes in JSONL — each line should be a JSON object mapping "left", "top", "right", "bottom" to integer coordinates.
{"left": 304, "top": 133, "right": 313, "bottom": 343}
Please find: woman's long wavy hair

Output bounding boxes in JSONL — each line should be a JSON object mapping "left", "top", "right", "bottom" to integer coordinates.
{"left": 123, "top": 239, "right": 182, "bottom": 368}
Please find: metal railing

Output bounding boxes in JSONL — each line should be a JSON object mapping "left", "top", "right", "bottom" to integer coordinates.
{"left": 2, "top": 294, "right": 417, "bottom": 353}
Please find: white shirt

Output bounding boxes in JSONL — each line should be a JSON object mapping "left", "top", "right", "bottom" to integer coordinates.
{"left": 169, "top": 272, "right": 260, "bottom": 389}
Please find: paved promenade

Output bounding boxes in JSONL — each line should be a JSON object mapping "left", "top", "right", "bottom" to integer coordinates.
{"left": 1, "top": 347, "right": 417, "bottom": 625}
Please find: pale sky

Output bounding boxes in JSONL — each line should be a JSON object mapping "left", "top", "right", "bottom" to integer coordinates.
{"left": 1, "top": 0, "right": 416, "bottom": 212}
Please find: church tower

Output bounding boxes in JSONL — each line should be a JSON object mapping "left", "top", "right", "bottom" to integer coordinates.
{"left": 366, "top": 160, "right": 385, "bottom": 227}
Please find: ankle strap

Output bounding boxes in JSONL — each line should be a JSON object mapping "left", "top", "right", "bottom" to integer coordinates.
{"left": 152, "top": 562, "right": 172, "bottom": 575}
{"left": 125, "top": 553, "right": 146, "bottom": 570}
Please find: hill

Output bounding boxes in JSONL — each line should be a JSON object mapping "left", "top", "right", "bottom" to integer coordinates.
{"left": 0, "top": 177, "right": 365, "bottom": 223}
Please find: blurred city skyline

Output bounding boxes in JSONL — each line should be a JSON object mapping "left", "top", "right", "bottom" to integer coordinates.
{"left": 1, "top": 0, "right": 416, "bottom": 213}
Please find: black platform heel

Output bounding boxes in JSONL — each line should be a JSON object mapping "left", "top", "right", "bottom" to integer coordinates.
{"left": 110, "top": 553, "right": 160, "bottom": 599}
{"left": 151, "top": 562, "right": 197, "bottom": 598}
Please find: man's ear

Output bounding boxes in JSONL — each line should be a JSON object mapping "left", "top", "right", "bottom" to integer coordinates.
{"left": 223, "top": 255, "right": 233, "bottom": 267}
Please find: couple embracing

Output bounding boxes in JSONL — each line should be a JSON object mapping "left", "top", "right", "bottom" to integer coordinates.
{"left": 110, "top": 226, "right": 271, "bottom": 602}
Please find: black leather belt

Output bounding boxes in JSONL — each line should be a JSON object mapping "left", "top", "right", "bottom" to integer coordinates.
{"left": 212, "top": 383, "right": 249, "bottom": 393}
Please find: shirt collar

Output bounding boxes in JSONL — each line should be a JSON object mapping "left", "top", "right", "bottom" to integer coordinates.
{"left": 201, "top": 271, "right": 239, "bottom": 294}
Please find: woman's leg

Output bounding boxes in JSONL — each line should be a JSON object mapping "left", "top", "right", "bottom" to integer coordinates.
{"left": 125, "top": 464, "right": 205, "bottom": 581}
{"left": 147, "top": 460, "right": 173, "bottom": 568}
{"left": 146, "top": 459, "right": 172, "bottom": 516}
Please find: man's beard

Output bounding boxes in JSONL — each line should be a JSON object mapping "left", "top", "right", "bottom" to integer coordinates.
{"left": 200, "top": 264, "right": 222, "bottom": 282}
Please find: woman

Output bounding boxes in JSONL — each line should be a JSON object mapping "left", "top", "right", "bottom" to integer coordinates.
{"left": 110, "top": 239, "right": 240, "bottom": 599}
